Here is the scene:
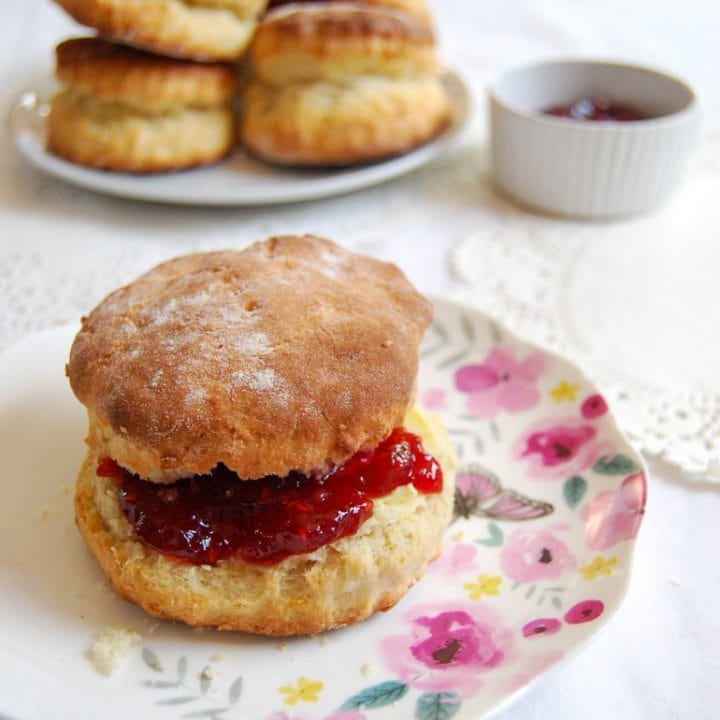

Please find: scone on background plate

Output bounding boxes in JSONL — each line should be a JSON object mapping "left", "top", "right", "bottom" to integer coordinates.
{"left": 52, "top": 0, "right": 269, "bottom": 62}
{"left": 239, "top": 3, "right": 453, "bottom": 166}
{"left": 265, "top": 0, "right": 435, "bottom": 28}
{"left": 67, "top": 236, "right": 456, "bottom": 636}
{"left": 48, "top": 37, "right": 236, "bottom": 173}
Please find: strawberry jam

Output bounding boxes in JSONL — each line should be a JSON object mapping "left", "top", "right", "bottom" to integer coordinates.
{"left": 544, "top": 98, "right": 644, "bottom": 121}
{"left": 100, "top": 428, "right": 442, "bottom": 566}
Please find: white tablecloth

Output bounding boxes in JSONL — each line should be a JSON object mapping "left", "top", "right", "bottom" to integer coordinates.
{"left": 2, "top": 1, "right": 719, "bottom": 718}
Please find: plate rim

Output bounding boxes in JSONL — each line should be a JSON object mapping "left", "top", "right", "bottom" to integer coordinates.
{"left": 9, "top": 69, "right": 472, "bottom": 207}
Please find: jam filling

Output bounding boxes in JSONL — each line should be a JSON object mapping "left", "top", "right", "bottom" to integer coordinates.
{"left": 98, "top": 428, "right": 442, "bottom": 566}
{"left": 544, "top": 98, "right": 645, "bottom": 122}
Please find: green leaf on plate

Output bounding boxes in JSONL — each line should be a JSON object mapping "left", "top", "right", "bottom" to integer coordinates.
{"left": 437, "top": 349, "right": 470, "bottom": 370}
{"left": 563, "top": 476, "right": 587, "bottom": 508}
{"left": 200, "top": 667, "right": 212, "bottom": 694}
{"left": 340, "top": 680, "right": 409, "bottom": 710}
{"left": 460, "top": 314, "right": 475, "bottom": 343}
{"left": 228, "top": 676, "right": 243, "bottom": 705}
{"left": 476, "top": 522, "right": 503, "bottom": 547}
{"left": 432, "top": 321, "right": 449, "bottom": 342}
{"left": 593, "top": 454, "right": 639, "bottom": 475}
{"left": 415, "top": 691, "right": 461, "bottom": 720}
{"left": 142, "top": 680, "right": 178, "bottom": 689}
{"left": 142, "top": 648, "right": 162, "bottom": 672}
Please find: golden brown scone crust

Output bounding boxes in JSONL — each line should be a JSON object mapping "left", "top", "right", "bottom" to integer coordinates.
{"left": 53, "top": 0, "right": 269, "bottom": 61}
{"left": 48, "top": 37, "right": 235, "bottom": 172}
{"left": 74, "top": 404, "right": 456, "bottom": 635}
{"left": 68, "top": 237, "right": 433, "bottom": 481}
{"left": 47, "top": 91, "right": 234, "bottom": 172}
{"left": 251, "top": 3, "right": 437, "bottom": 84}
{"left": 266, "top": 0, "right": 434, "bottom": 30}
{"left": 55, "top": 37, "right": 235, "bottom": 112}
{"left": 241, "top": 74, "right": 451, "bottom": 166}
{"left": 239, "top": 4, "right": 451, "bottom": 166}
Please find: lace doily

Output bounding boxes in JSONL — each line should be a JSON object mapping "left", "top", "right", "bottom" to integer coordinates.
{"left": 450, "top": 130, "right": 720, "bottom": 482}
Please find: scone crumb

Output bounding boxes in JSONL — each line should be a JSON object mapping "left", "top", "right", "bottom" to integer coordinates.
{"left": 276, "top": 642, "right": 288, "bottom": 651}
{"left": 39, "top": 505, "right": 53, "bottom": 518}
{"left": 210, "top": 653, "right": 224, "bottom": 662}
{"left": 88, "top": 625, "right": 142, "bottom": 676}
{"left": 451, "top": 530, "right": 465, "bottom": 542}
{"left": 361, "top": 662, "right": 377, "bottom": 678}
{"left": 60, "top": 483, "right": 72, "bottom": 494}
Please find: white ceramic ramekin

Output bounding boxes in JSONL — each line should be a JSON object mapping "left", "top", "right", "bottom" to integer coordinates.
{"left": 489, "top": 60, "right": 700, "bottom": 218}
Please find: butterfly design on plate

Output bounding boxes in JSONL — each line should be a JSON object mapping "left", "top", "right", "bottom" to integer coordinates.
{"left": 453, "top": 463, "right": 554, "bottom": 522}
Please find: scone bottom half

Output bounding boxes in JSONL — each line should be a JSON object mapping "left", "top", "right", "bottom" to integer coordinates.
{"left": 75, "top": 403, "right": 456, "bottom": 635}
{"left": 67, "top": 236, "right": 456, "bottom": 635}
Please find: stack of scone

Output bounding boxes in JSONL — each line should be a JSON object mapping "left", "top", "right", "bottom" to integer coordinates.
{"left": 49, "top": 0, "right": 270, "bottom": 171}
{"left": 48, "top": 0, "right": 451, "bottom": 172}
{"left": 67, "top": 236, "right": 456, "bottom": 635}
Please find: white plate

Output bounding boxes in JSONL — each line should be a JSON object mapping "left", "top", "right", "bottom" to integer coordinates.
{"left": 9, "top": 70, "right": 470, "bottom": 206}
{"left": 0, "top": 299, "right": 647, "bottom": 720}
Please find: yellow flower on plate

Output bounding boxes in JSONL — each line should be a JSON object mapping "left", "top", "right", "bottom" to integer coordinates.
{"left": 550, "top": 381, "right": 580, "bottom": 402}
{"left": 463, "top": 574, "right": 502, "bottom": 601}
{"left": 279, "top": 677, "right": 324, "bottom": 706}
{"left": 579, "top": 555, "right": 618, "bottom": 581}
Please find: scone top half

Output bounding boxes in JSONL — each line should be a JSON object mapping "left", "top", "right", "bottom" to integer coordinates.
{"left": 252, "top": 2, "right": 439, "bottom": 85}
{"left": 67, "top": 235, "right": 432, "bottom": 482}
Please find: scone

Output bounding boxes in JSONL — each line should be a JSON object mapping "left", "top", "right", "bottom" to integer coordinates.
{"left": 47, "top": 37, "right": 236, "bottom": 173}
{"left": 239, "top": 4, "right": 452, "bottom": 166}
{"left": 266, "top": 0, "right": 434, "bottom": 28}
{"left": 67, "top": 236, "right": 456, "bottom": 636}
{"left": 52, "top": 0, "right": 269, "bottom": 62}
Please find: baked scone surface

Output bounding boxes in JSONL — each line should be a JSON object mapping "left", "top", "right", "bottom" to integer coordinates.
{"left": 75, "top": 403, "right": 456, "bottom": 635}
{"left": 54, "top": 37, "right": 236, "bottom": 113}
{"left": 266, "top": 0, "right": 433, "bottom": 28}
{"left": 48, "top": 37, "right": 236, "bottom": 172}
{"left": 53, "top": 0, "right": 268, "bottom": 61}
{"left": 240, "top": 4, "right": 452, "bottom": 166}
{"left": 68, "top": 236, "right": 433, "bottom": 481}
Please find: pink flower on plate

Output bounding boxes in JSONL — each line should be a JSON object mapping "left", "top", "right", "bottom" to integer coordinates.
{"left": 581, "top": 394, "right": 608, "bottom": 419}
{"left": 429, "top": 542, "right": 479, "bottom": 577}
{"left": 580, "top": 471, "right": 647, "bottom": 550}
{"left": 521, "top": 618, "right": 562, "bottom": 638}
{"left": 514, "top": 417, "right": 613, "bottom": 480}
{"left": 500, "top": 525, "right": 577, "bottom": 583}
{"left": 564, "top": 599, "right": 604, "bottom": 624}
{"left": 419, "top": 387, "right": 447, "bottom": 412}
{"left": 455, "top": 346, "right": 545, "bottom": 420}
{"left": 380, "top": 601, "right": 514, "bottom": 700}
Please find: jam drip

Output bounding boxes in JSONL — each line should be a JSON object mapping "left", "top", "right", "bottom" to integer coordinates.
{"left": 99, "top": 428, "right": 442, "bottom": 566}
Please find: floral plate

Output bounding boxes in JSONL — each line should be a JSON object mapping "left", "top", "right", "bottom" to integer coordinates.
{"left": 0, "top": 299, "right": 646, "bottom": 720}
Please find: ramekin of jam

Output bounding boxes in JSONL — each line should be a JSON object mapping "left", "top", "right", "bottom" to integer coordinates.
{"left": 489, "top": 59, "right": 699, "bottom": 218}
